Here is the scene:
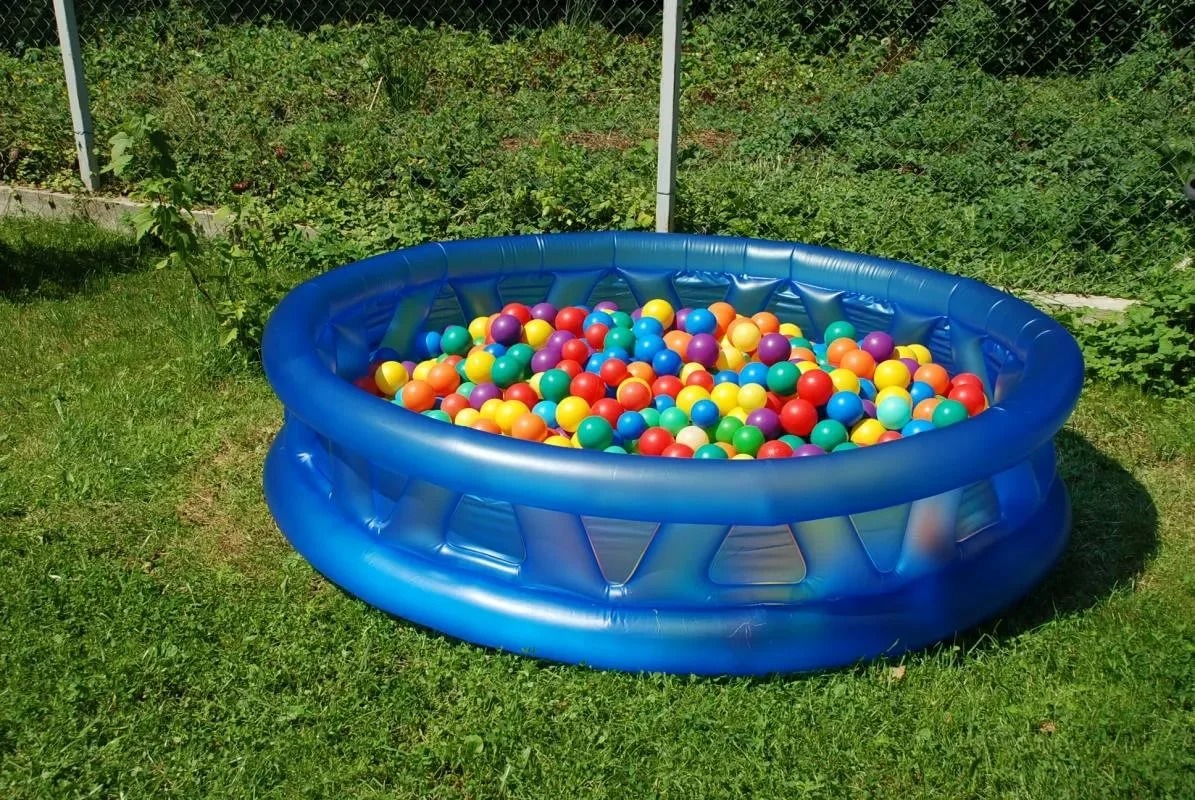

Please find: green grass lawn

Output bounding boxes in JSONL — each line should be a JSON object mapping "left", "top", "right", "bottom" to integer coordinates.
{"left": 1, "top": 217, "right": 1192, "bottom": 798}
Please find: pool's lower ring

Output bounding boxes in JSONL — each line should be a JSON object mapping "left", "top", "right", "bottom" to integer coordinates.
{"left": 265, "top": 432, "right": 1070, "bottom": 675}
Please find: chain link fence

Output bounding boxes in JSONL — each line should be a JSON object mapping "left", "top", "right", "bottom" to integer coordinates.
{"left": 2, "top": 1, "right": 1193, "bottom": 292}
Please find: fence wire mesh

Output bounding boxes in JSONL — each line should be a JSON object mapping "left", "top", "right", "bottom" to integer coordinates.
{"left": 2, "top": 1, "right": 1192, "bottom": 292}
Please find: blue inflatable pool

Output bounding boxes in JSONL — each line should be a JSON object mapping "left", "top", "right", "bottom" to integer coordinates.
{"left": 262, "top": 232, "right": 1083, "bottom": 674}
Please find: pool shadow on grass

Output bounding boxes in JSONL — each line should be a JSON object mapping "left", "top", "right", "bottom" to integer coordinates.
{"left": 0, "top": 218, "right": 148, "bottom": 302}
{"left": 948, "top": 427, "right": 1159, "bottom": 651}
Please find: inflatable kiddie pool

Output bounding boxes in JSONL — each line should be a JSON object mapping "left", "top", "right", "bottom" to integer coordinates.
{"left": 262, "top": 232, "right": 1083, "bottom": 675}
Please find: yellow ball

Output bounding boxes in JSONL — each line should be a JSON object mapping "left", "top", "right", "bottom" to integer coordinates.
{"left": 675, "top": 385, "right": 711, "bottom": 415}
{"left": 894, "top": 345, "right": 915, "bottom": 360}
{"left": 680, "top": 363, "right": 709, "bottom": 383}
{"left": 778, "top": 322, "right": 803, "bottom": 337}
{"left": 737, "top": 383, "right": 767, "bottom": 412}
{"left": 829, "top": 368, "right": 861, "bottom": 394}
{"left": 463, "top": 351, "right": 496, "bottom": 384}
{"left": 716, "top": 344, "right": 748, "bottom": 372}
{"left": 675, "top": 425, "right": 710, "bottom": 450}
{"left": 468, "top": 316, "right": 490, "bottom": 341}
{"left": 850, "top": 418, "right": 888, "bottom": 446}
{"left": 907, "top": 343, "right": 933, "bottom": 364}
{"left": 710, "top": 382, "right": 740, "bottom": 415}
{"left": 727, "top": 407, "right": 749, "bottom": 423}
{"left": 479, "top": 398, "right": 504, "bottom": 421}
{"left": 527, "top": 372, "right": 545, "bottom": 398}
{"left": 875, "top": 386, "right": 913, "bottom": 406}
{"left": 641, "top": 298, "right": 675, "bottom": 328}
{"left": 732, "top": 453, "right": 755, "bottom": 460}
{"left": 523, "top": 319, "right": 553, "bottom": 349}
{"left": 374, "top": 361, "right": 409, "bottom": 396}
{"left": 454, "top": 408, "right": 481, "bottom": 427}
{"left": 494, "top": 400, "right": 530, "bottom": 433}
{"left": 555, "top": 397, "right": 591, "bottom": 433}
{"left": 544, "top": 434, "right": 573, "bottom": 448}
{"left": 728, "top": 320, "right": 762, "bottom": 352}
{"left": 796, "top": 361, "right": 822, "bottom": 375}
{"left": 873, "top": 359, "right": 912, "bottom": 390}
{"left": 411, "top": 359, "right": 436, "bottom": 382}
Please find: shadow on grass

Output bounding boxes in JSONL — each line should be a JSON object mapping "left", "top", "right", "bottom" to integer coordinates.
{"left": 0, "top": 218, "right": 148, "bottom": 302}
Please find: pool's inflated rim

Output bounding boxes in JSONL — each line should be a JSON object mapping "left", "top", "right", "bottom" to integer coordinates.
{"left": 263, "top": 232, "right": 1083, "bottom": 527}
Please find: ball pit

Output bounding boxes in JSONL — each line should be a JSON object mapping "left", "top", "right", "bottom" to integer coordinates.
{"left": 262, "top": 232, "right": 1083, "bottom": 675}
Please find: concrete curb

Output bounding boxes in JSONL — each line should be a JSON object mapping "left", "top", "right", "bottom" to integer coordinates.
{"left": 2, "top": 183, "right": 1142, "bottom": 314}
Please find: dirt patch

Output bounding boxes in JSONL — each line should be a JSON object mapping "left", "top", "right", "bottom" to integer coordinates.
{"left": 684, "top": 129, "right": 735, "bottom": 154}
{"left": 499, "top": 131, "right": 645, "bottom": 153}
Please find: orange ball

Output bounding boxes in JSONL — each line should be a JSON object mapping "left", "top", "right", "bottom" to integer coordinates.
{"left": 839, "top": 348, "right": 877, "bottom": 380}
{"left": 626, "top": 361, "right": 656, "bottom": 383}
{"left": 510, "top": 412, "right": 548, "bottom": 442}
{"left": 470, "top": 418, "right": 502, "bottom": 435}
{"left": 791, "top": 346, "right": 817, "bottom": 363}
{"left": 914, "top": 363, "right": 951, "bottom": 396}
{"left": 913, "top": 397, "right": 941, "bottom": 422}
{"left": 707, "top": 302, "right": 738, "bottom": 337}
{"left": 826, "top": 336, "right": 858, "bottom": 367}
{"left": 750, "top": 311, "right": 780, "bottom": 335}
{"left": 663, "top": 329, "right": 692, "bottom": 355}
{"left": 440, "top": 393, "right": 470, "bottom": 420}
{"left": 426, "top": 362, "right": 461, "bottom": 395}
{"left": 400, "top": 379, "right": 436, "bottom": 413}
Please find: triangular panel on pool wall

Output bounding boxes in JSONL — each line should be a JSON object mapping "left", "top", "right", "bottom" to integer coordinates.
{"left": 580, "top": 515, "right": 659, "bottom": 586}
{"left": 708, "top": 524, "right": 806, "bottom": 585}
{"left": 849, "top": 503, "right": 911, "bottom": 574}
{"left": 446, "top": 494, "right": 527, "bottom": 565}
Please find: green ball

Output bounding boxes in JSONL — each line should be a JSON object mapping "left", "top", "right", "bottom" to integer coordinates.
{"left": 694, "top": 443, "right": 729, "bottom": 459}
{"left": 506, "top": 343, "right": 535, "bottom": 368}
{"left": 604, "top": 327, "right": 636, "bottom": 353}
{"left": 610, "top": 311, "right": 634, "bottom": 329}
{"left": 789, "top": 336, "right": 811, "bottom": 350}
{"left": 539, "top": 368, "right": 572, "bottom": 402}
{"left": 767, "top": 361, "right": 799, "bottom": 395}
{"left": 457, "top": 381, "right": 476, "bottom": 398}
{"left": 832, "top": 441, "right": 859, "bottom": 453}
{"left": 810, "top": 419, "right": 848, "bottom": 451}
{"left": 576, "top": 416, "right": 614, "bottom": 450}
{"left": 604, "top": 444, "right": 628, "bottom": 454}
{"left": 640, "top": 407, "right": 661, "bottom": 428}
{"left": 439, "top": 325, "right": 472, "bottom": 356}
{"left": 932, "top": 398, "right": 969, "bottom": 428}
{"left": 659, "top": 406, "right": 689, "bottom": 435}
{"left": 490, "top": 355, "right": 523, "bottom": 388}
{"left": 778, "top": 434, "right": 805, "bottom": 449}
{"left": 715, "top": 416, "right": 743, "bottom": 444}
{"left": 455, "top": 359, "right": 470, "bottom": 379}
{"left": 823, "top": 320, "right": 857, "bottom": 342}
{"left": 422, "top": 409, "right": 451, "bottom": 423}
{"left": 731, "top": 425, "right": 766, "bottom": 457}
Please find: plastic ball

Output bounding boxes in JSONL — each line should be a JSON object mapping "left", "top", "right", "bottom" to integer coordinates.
{"left": 913, "top": 363, "right": 950, "bottom": 396}
{"left": 689, "top": 398, "right": 721, "bottom": 428}
{"left": 589, "top": 398, "right": 625, "bottom": 427}
{"left": 463, "top": 351, "right": 496, "bottom": 384}
{"left": 873, "top": 359, "right": 912, "bottom": 390}
{"left": 757, "top": 440, "right": 794, "bottom": 459}
{"left": 374, "top": 361, "right": 410, "bottom": 396}
{"left": 684, "top": 308, "right": 717, "bottom": 335}
{"left": 489, "top": 314, "right": 523, "bottom": 346}
{"left": 400, "top": 380, "right": 437, "bottom": 413}
{"left": 716, "top": 343, "right": 748, "bottom": 373}
{"left": 633, "top": 333, "right": 666, "bottom": 362}
{"left": 876, "top": 396, "right": 912, "bottom": 430}
{"left": 731, "top": 425, "right": 766, "bottom": 457}
{"left": 439, "top": 325, "right": 473, "bottom": 356}
{"left": 440, "top": 392, "right": 470, "bottom": 420}
{"left": 616, "top": 378, "right": 653, "bottom": 411}
{"left": 543, "top": 434, "right": 573, "bottom": 448}
{"left": 604, "top": 327, "right": 635, "bottom": 354}
{"left": 569, "top": 372, "right": 606, "bottom": 406}
{"left": 949, "top": 384, "right": 988, "bottom": 416}
{"left": 637, "top": 427, "right": 674, "bottom": 456}
{"left": 419, "top": 330, "right": 442, "bottom": 358}
{"left": 710, "top": 382, "right": 740, "bottom": 415}
{"left": 471, "top": 418, "right": 502, "bottom": 435}
{"left": 490, "top": 355, "right": 523, "bottom": 388}
{"left": 932, "top": 398, "right": 969, "bottom": 428}
{"left": 908, "top": 380, "right": 936, "bottom": 405}
{"left": 661, "top": 443, "right": 695, "bottom": 458}
{"left": 739, "top": 362, "right": 770, "bottom": 388}
{"left": 907, "top": 343, "right": 933, "bottom": 364}
{"left": 797, "top": 370, "right": 835, "bottom": 406}
{"left": 673, "top": 385, "right": 708, "bottom": 416}
{"left": 751, "top": 311, "right": 780, "bottom": 334}
{"left": 779, "top": 398, "right": 818, "bottom": 437}
{"left": 651, "top": 375, "right": 684, "bottom": 399}
{"left": 825, "top": 391, "right": 865, "bottom": 426}
{"left": 675, "top": 425, "right": 711, "bottom": 450}
{"left": 583, "top": 323, "right": 610, "bottom": 351}
{"left": 510, "top": 411, "right": 548, "bottom": 442}
{"left": 839, "top": 348, "right": 877, "bottom": 381}
{"left": 641, "top": 299, "right": 676, "bottom": 328}
{"left": 659, "top": 406, "right": 690, "bottom": 435}
{"left": 714, "top": 416, "right": 743, "bottom": 444}
{"left": 745, "top": 408, "right": 782, "bottom": 439}
{"left": 728, "top": 320, "right": 762, "bottom": 353}
{"left": 555, "top": 397, "right": 591, "bottom": 433}
{"left": 828, "top": 367, "right": 862, "bottom": 394}
{"left": 913, "top": 397, "right": 942, "bottom": 422}
{"left": 850, "top": 418, "right": 887, "bottom": 446}
{"left": 860, "top": 331, "right": 895, "bottom": 362}
{"left": 532, "top": 400, "right": 559, "bottom": 427}
{"left": 478, "top": 398, "right": 504, "bottom": 421}
{"left": 529, "top": 302, "right": 557, "bottom": 322}
{"left": 707, "top": 302, "right": 737, "bottom": 335}
{"left": 685, "top": 369, "right": 715, "bottom": 392}
{"left": 640, "top": 407, "right": 661, "bottom": 428}
{"left": 901, "top": 419, "right": 935, "bottom": 437}
{"left": 826, "top": 337, "right": 859, "bottom": 367}
{"left": 810, "top": 419, "right": 848, "bottom": 451}
{"left": 468, "top": 382, "right": 502, "bottom": 411}
{"left": 686, "top": 333, "right": 720, "bottom": 368}
{"left": 426, "top": 362, "right": 461, "bottom": 395}
{"left": 617, "top": 410, "right": 648, "bottom": 440}
{"left": 651, "top": 348, "right": 683, "bottom": 377}
{"left": 453, "top": 407, "right": 481, "bottom": 427}
{"left": 822, "top": 320, "right": 857, "bottom": 343}
{"left": 793, "top": 444, "right": 825, "bottom": 457}
{"left": 737, "top": 383, "right": 768, "bottom": 412}
{"left": 832, "top": 442, "right": 860, "bottom": 453}
{"left": 632, "top": 317, "right": 665, "bottom": 339}
{"left": 875, "top": 386, "right": 913, "bottom": 406}
{"left": 575, "top": 416, "right": 614, "bottom": 450}
{"left": 766, "top": 361, "right": 799, "bottom": 395}
{"left": 876, "top": 430, "right": 903, "bottom": 444}
{"left": 694, "top": 443, "right": 729, "bottom": 460}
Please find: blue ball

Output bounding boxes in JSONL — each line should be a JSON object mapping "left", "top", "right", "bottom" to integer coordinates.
{"left": 684, "top": 308, "right": 717, "bottom": 335}
{"left": 632, "top": 317, "right": 664, "bottom": 339}
{"left": 634, "top": 334, "right": 666, "bottom": 362}
{"left": 586, "top": 352, "right": 612, "bottom": 372}
{"left": 617, "top": 410, "right": 648, "bottom": 440}
{"left": 909, "top": 380, "right": 936, "bottom": 405}
{"left": 825, "top": 391, "right": 865, "bottom": 426}
{"left": 858, "top": 378, "right": 877, "bottom": 400}
{"left": 420, "top": 331, "right": 442, "bottom": 358}
{"left": 652, "top": 348, "right": 683, "bottom": 376}
{"left": 605, "top": 346, "right": 632, "bottom": 362}
{"left": 713, "top": 370, "right": 740, "bottom": 386}
{"left": 739, "top": 362, "right": 769, "bottom": 387}
{"left": 690, "top": 398, "right": 721, "bottom": 427}
{"left": 483, "top": 342, "right": 508, "bottom": 357}
{"left": 583, "top": 311, "right": 614, "bottom": 330}
{"left": 533, "top": 400, "right": 559, "bottom": 427}
{"left": 901, "top": 419, "right": 936, "bottom": 437}
{"left": 653, "top": 394, "right": 676, "bottom": 412}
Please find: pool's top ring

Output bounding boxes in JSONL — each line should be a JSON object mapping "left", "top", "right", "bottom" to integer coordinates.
{"left": 263, "top": 232, "right": 1082, "bottom": 526}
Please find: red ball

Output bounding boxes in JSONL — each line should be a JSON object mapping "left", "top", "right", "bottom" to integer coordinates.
{"left": 779, "top": 398, "right": 818, "bottom": 436}
{"left": 948, "top": 384, "right": 987, "bottom": 416}
{"left": 590, "top": 397, "right": 625, "bottom": 427}
{"left": 555, "top": 359, "right": 583, "bottom": 379}
{"left": 797, "top": 370, "right": 835, "bottom": 406}
{"left": 440, "top": 392, "right": 470, "bottom": 420}
{"left": 500, "top": 302, "right": 532, "bottom": 324}
{"left": 570, "top": 372, "right": 607, "bottom": 405}
{"left": 756, "top": 440, "right": 794, "bottom": 459}
{"left": 616, "top": 379, "right": 653, "bottom": 411}
{"left": 764, "top": 391, "right": 785, "bottom": 414}
{"left": 598, "top": 358, "right": 629, "bottom": 387}
{"left": 353, "top": 374, "right": 382, "bottom": 396}
{"left": 950, "top": 372, "right": 985, "bottom": 391}
{"left": 504, "top": 382, "right": 539, "bottom": 407}
{"left": 651, "top": 375, "right": 684, "bottom": 399}
{"left": 684, "top": 369, "right": 715, "bottom": 391}
{"left": 560, "top": 338, "right": 591, "bottom": 364}
{"left": 637, "top": 427, "right": 675, "bottom": 456}
{"left": 584, "top": 323, "right": 610, "bottom": 350}
{"left": 661, "top": 443, "right": 695, "bottom": 458}
{"left": 877, "top": 430, "right": 903, "bottom": 444}
{"left": 554, "top": 306, "right": 588, "bottom": 336}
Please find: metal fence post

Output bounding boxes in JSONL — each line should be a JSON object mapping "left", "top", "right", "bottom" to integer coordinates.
{"left": 655, "top": 0, "right": 682, "bottom": 233}
{"left": 53, "top": 0, "right": 97, "bottom": 190}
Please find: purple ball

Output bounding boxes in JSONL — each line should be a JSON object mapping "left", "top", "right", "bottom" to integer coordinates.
{"left": 546, "top": 330, "right": 575, "bottom": 351}
{"left": 756, "top": 332, "right": 792, "bottom": 366}
{"left": 594, "top": 300, "right": 619, "bottom": 313}
{"left": 490, "top": 313, "right": 523, "bottom": 346}
{"left": 674, "top": 307, "right": 692, "bottom": 333}
{"left": 862, "top": 399, "right": 877, "bottom": 418}
{"left": 530, "top": 348, "right": 561, "bottom": 373}
{"left": 794, "top": 444, "right": 825, "bottom": 457}
{"left": 861, "top": 331, "right": 895, "bottom": 361}
{"left": 468, "top": 382, "right": 502, "bottom": 410}
{"left": 746, "top": 408, "right": 782, "bottom": 439}
{"left": 401, "top": 360, "right": 417, "bottom": 375}
{"left": 686, "top": 333, "right": 720, "bottom": 368}
{"left": 900, "top": 357, "right": 920, "bottom": 376}
{"left": 531, "top": 302, "right": 558, "bottom": 322}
